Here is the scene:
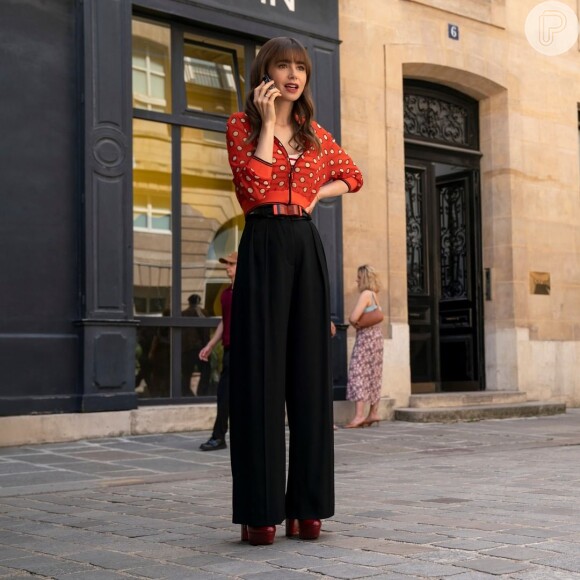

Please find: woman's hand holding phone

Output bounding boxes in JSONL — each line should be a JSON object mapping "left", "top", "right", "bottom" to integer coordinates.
{"left": 254, "top": 73, "right": 280, "bottom": 124}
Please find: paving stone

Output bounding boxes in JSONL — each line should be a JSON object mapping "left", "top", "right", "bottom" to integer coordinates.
{"left": 502, "top": 527, "right": 571, "bottom": 539}
{"left": 335, "top": 552, "right": 405, "bottom": 567}
{"left": 460, "top": 556, "right": 530, "bottom": 575}
{"left": 0, "top": 472, "right": 95, "bottom": 488}
{"left": 52, "top": 571, "right": 130, "bottom": 579}
{"left": 528, "top": 555, "right": 580, "bottom": 573}
{"left": 433, "top": 539, "right": 504, "bottom": 551}
{"left": 1, "top": 555, "right": 93, "bottom": 576}
{"left": 511, "top": 567, "right": 580, "bottom": 579}
{"left": 64, "top": 549, "right": 153, "bottom": 570}
{"left": 243, "top": 571, "right": 319, "bottom": 580}
{"left": 305, "top": 562, "right": 385, "bottom": 578}
{"left": 447, "top": 573, "right": 501, "bottom": 579}
{"left": 0, "top": 547, "right": 32, "bottom": 561}
{"left": 0, "top": 464, "right": 56, "bottom": 476}
{"left": 128, "top": 563, "right": 214, "bottom": 578}
{"left": 388, "top": 560, "right": 466, "bottom": 577}
{"left": 266, "top": 554, "right": 330, "bottom": 570}
{"left": 482, "top": 545, "right": 559, "bottom": 561}
{"left": 201, "top": 559, "right": 277, "bottom": 576}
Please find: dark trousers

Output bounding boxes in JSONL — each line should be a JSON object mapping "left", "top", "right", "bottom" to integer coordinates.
{"left": 211, "top": 349, "right": 230, "bottom": 440}
{"left": 230, "top": 213, "right": 335, "bottom": 526}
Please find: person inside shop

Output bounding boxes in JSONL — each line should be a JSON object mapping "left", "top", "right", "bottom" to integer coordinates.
{"left": 226, "top": 36, "right": 364, "bottom": 546}
{"left": 147, "top": 308, "right": 171, "bottom": 398}
{"left": 181, "top": 293, "right": 210, "bottom": 396}
{"left": 198, "top": 251, "right": 237, "bottom": 452}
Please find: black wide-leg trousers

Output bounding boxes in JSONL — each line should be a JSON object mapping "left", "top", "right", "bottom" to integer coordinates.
{"left": 230, "top": 213, "right": 335, "bottom": 526}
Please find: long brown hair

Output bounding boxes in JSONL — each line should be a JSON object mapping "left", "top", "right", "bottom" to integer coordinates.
{"left": 244, "top": 37, "right": 321, "bottom": 153}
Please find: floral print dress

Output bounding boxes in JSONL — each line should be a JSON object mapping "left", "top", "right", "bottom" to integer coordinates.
{"left": 346, "top": 300, "right": 384, "bottom": 404}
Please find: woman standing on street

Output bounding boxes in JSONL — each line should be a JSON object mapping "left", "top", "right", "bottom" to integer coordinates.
{"left": 226, "top": 37, "right": 364, "bottom": 546}
{"left": 345, "top": 265, "right": 384, "bottom": 429}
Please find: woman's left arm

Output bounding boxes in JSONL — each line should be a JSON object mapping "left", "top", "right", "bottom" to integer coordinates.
{"left": 306, "top": 125, "right": 363, "bottom": 214}
{"left": 348, "top": 290, "right": 372, "bottom": 327}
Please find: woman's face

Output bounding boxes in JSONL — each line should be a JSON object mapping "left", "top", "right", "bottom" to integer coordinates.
{"left": 267, "top": 58, "right": 307, "bottom": 103}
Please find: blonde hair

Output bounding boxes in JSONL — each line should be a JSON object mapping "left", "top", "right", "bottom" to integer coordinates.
{"left": 357, "top": 265, "right": 381, "bottom": 293}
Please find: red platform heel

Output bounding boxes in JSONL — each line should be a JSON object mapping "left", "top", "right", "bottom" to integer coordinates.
{"left": 285, "top": 518, "right": 299, "bottom": 537}
{"left": 298, "top": 519, "right": 321, "bottom": 540}
{"left": 247, "top": 525, "right": 276, "bottom": 545}
{"left": 241, "top": 525, "right": 249, "bottom": 542}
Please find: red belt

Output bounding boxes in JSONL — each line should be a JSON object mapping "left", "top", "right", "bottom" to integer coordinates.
{"left": 248, "top": 204, "right": 308, "bottom": 218}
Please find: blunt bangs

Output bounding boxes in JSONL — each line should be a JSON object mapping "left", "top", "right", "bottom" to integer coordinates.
{"left": 261, "top": 37, "right": 311, "bottom": 79}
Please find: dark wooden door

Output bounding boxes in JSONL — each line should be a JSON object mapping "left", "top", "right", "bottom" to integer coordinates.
{"left": 437, "top": 169, "right": 482, "bottom": 390}
{"left": 406, "top": 157, "right": 484, "bottom": 392}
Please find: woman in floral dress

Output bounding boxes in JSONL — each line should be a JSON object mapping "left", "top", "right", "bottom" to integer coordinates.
{"left": 345, "top": 265, "right": 384, "bottom": 428}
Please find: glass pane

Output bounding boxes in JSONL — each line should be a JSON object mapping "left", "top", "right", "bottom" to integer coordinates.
{"left": 152, "top": 214, "right": 171, "bottom": 230}
{"left": 180, "top": 326, "right": 212, "bottom": 398}
{"left": 133, "top": 118, "right": 172, "bottom": 321}
{"left": 183, "top": 36, "right": 245, "bottom": 115}
{"left": 150, "top": 74, "right": 166, "bottom": 99}
{"left": 181, "top": 127, "right": 242, "bottom": 398}
{"left": 132, "top": 18, "right": 171, "bottom": 113}
{"left": 136, "top": 324, "right": 171, "bottom": 399}
{"left": 181, "top": 126, "right": 243, "bottom": 317}
{"left": 132, "top": 70, "right": 147, "bottom": 95}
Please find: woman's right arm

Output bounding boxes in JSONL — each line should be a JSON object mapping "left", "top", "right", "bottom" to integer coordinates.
{"left": 226, "top": 114, "right": 272, "bottom": 203}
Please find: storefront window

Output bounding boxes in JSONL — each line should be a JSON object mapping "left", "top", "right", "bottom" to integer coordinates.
{"left": 132, "top": 18, "right": 248, "bottom": 402}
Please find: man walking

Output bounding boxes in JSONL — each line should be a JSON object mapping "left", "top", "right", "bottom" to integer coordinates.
{"left": 199, "top": 251, "right": 237, "bottom": 451}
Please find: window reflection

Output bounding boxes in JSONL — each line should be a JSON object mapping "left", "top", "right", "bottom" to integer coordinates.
{"left": 180, "top": 126, "right": 243, "bottom": 315}
{"left": 132, "top": 19, "right": 171, "bottom": 113}
{"left": 184, "top": 40, "right": 243, "bottom": 115}
{"left": 136, "top": 314, "right": 171, "bottom": 398}
{"left": 133, "top": 119, "right": 172, "bottom": 317}
{"left": 131, "top": 19, "right": 248, "bottom": 403}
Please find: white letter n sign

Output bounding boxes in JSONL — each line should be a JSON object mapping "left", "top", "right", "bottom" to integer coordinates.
{"left": 261, "top": 0, "right": 296, "bottom": 12}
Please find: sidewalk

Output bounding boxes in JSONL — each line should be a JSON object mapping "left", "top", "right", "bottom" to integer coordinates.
{"left": 1, "top": 411, "right": 580, "bottom": 579}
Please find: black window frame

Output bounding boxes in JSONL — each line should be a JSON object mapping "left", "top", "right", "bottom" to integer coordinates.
{"left": 132, "top": 14, "right": 255, "bottom": 404}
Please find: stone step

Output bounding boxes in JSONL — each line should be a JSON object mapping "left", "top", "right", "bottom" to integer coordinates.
{"left": 395, "top": 401, "right": 566, "bottom": 423}
{"left": 408, "top": 391, "right": 527, "bottom": 408}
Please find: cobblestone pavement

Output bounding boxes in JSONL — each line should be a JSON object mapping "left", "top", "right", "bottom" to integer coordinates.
{"left": 1, "top": 410, "right": 580, "bottom": 579}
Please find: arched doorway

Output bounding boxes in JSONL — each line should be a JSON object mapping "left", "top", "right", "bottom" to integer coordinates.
{"left": 404, "top": 80, "right": 485, "bottom": 393}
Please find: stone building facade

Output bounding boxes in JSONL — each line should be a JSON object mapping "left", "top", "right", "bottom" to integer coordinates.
{"left": 339, "top": 0, "right": 580, "bottom": 406}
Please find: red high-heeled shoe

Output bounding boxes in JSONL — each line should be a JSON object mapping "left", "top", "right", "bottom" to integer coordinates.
{"left": 285, "top": 518, "right": 299, "bottom": 537}
{"left": 242, "top": 525, "right": 276, "bottom": 545}
{"left": 285, "top": 518, "right": 321, "bottom": 540}
{"left": 298, "top": 519, "right": 321, "bottom": 540}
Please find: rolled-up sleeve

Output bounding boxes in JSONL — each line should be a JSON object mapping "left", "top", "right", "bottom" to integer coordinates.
{"left": 317, "top": 126, "right": 364, "bottom": 193}
{"left": 226, "top": 114, "right": 270, "bottom": 202}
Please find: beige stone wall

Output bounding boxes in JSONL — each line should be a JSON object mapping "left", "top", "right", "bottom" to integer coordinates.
{"left": 339, "top": 0, "right": 580, "bottom": 405}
